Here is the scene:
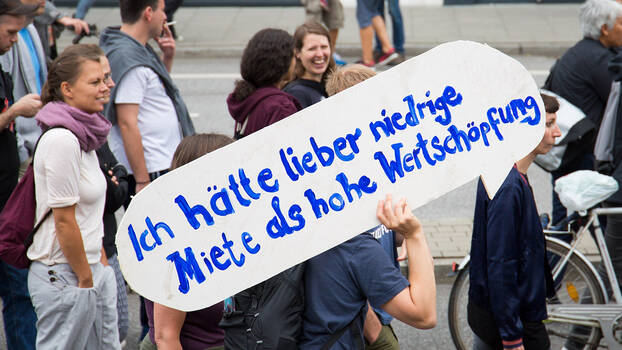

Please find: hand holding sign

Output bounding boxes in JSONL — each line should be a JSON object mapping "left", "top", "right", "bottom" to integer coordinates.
{"left": 116, "top": 41, "right": 544, "bottom": 311}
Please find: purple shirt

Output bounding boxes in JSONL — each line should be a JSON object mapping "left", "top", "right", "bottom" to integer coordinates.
{"left": 145, "top": 299, "right": 224, "bottom": 349}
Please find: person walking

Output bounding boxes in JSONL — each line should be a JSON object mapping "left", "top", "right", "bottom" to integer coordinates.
{"left": 374, "top": 0, "right": 405, "bottom": 65}
{"left": 544, "top": 0, "right": 622, "bottom": 224}
{"left": 467, "top": 94, "right": 562, "bottom": 350}
{"left": 27, "top": 44, "right": 120, "bottom": 350}
{"left": 0, "top": 1, "right": 42, "bottom": 349}
{"left": 100, "top": 0, "right": 194, "bottom": 198}
{"left": 356, "top": 0, "right": 398, "bottom": 67}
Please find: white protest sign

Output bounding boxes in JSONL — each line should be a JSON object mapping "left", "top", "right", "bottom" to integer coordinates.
{"left": 116, "top": 41, "right": 544, "bottom": 311}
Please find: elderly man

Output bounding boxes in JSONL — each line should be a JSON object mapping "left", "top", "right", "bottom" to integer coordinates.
{"left": 0, "top": 2, "right": 43, "bottom": 349}
{"left": 545, "top": 0, "right": 622, "bottom": 224}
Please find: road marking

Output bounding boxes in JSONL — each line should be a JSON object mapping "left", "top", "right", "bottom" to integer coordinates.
{"left": 171, "top": 73, "right": 241, "bottom": 79}
{"left": 172, "top": 70, "right": 548, "bottom": 80}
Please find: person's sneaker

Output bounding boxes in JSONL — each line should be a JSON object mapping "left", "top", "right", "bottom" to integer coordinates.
{"left": 320, "top": 0, "right": 329, "bottom": 10}
{"left": 387, "top": 53, "right": 405, "bottom": 66}
{"left": 333, "top": 52, "right": 347, "bottom": 66}
{"left": 375, "top": 48, "right": 399, "bottom": 67}
{"left": 355, "top": 59, "right": 376, "bottom": 70}
{"left": 373, "top": 50, "right": 382, "bottom": 63}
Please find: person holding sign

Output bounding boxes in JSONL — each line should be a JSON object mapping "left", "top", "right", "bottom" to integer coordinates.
{"left": 300, "top": 65, "right": 437, "bottom": 349}
{"left": 283, "top": 21, "right": 336, "bottom": 109}
{"left": 301, "top": 194, "right": 436, "bottom": 349}
{"left": 26, "top": 45, "right": 120, "bottom": 349}
{"left": 227, "top": 28, "right": 301, "bottom": 139}
{"left": 467, "top": 94, "right": 562, "bottom": 350}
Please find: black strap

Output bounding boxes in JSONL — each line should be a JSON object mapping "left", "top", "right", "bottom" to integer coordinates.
{"left": 24, "top": 210, "right": 52, "bottom": 248}
{"left": 320, "top": 307, "right": 366, "bottom": 350}
{"left": 22, "top": 127, "right": 65, "bottom": 247}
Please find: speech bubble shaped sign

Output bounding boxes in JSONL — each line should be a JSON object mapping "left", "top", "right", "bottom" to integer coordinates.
{"left": 116, "top": 41, "right": 544, "bottom": 311}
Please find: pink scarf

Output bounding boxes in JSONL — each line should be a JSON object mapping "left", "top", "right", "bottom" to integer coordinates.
{"left": 35, "top": 101, "right": 111, "bottom": 152}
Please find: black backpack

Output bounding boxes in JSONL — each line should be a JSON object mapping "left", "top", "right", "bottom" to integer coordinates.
{"left": 220, "top": 264, "right": 305, "bottom": 350}
{"left": 219, "top": 263, "right": 364, "bottom": 350}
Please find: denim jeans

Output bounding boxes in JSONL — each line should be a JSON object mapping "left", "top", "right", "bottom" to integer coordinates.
{"left": 375, "top": 0, "right": 405, "bottom": 54}
{"left": 0, "top": 260, "right": 37, "bottom": 350}
{"left": 75, "top": 0, "right": 96, "bottom": 19}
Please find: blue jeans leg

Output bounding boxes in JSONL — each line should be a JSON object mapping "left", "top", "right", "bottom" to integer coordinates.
{"left": 374, "top": 0, "right": 405, "bottom": 54}
{"left": 0, "top": 261, "right": 37, "bottom": 350}
{"left": 387, "top": 0, "right": 405, "bottom": 53}
{"left": 74, "top": 0, "right": 96, "bottom": 19}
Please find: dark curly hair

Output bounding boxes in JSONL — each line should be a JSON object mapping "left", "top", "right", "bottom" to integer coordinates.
{"left": 232, "top": 28, "right": 294, "bottom": 102}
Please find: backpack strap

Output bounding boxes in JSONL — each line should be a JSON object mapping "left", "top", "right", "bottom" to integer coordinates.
{"left": 320, "top": 307, "right": 366, "bottom": 350}
{"left": 23, "top": 127, "right": 64, "bottom": 248}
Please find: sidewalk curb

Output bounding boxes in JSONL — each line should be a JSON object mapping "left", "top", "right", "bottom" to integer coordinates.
{"left": 172, "top": 42, "right": 572, "bottom": 59}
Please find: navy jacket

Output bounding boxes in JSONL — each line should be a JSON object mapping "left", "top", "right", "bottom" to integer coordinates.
{"left": 468, "top": 167, "right": 553, "bottom": 342}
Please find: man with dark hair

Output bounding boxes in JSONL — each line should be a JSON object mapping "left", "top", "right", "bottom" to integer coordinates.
{"left": 468, "top": 95, "right": 561, "bottom": 350}
{"left": 100, "top": 3, "right": 194, "bottom": 339}
{"left": 0, "top": 3, "right": 44, "bottom": 349}
{"left": 100, "top": 0, "right": 194, "bottom": 198}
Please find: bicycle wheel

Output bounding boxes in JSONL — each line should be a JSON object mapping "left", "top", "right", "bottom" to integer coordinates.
{"left": 546, "top": 238, "right": 606, "bottom": 350}
{"left": 447, "top": 238, "right": 606, "bottom": 350}
{"left": 448, "top": 262, "right": 472, "bottom": 350}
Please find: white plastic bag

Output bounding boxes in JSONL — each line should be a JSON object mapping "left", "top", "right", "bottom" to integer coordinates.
{"left": 554, "top": 170, "right": 619, "bottom": 213}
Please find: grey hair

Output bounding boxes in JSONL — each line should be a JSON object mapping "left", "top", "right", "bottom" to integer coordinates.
{"left": 580, "top": 0, "right": 622, "bottom": 40}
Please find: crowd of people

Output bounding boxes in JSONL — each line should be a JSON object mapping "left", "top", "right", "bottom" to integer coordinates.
{"left": 0, "top": 0, "right": 620, "bottom": 349}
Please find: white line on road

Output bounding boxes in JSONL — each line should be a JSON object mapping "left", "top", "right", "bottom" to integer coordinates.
{"left": 172, "top": 70, "right": 548, "bottom": 80}
{"left": 171, "top": 73, "right": 241, "bottom": 79}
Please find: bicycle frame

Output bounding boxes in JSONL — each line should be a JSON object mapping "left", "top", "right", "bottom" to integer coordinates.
{"left": 450, "top": 207, "right": 622, "bottom": 349}
{"left": 550, "top": 208, "right": 622, "bottom": 304}
{"left": 546, "top": 207, "right": 622, "bottom": 349}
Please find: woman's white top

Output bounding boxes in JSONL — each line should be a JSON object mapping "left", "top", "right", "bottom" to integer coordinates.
{"left": 27, "top": 128, "right": 106, "bottom": 265}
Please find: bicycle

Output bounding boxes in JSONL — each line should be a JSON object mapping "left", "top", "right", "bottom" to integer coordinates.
{"left": 447, "top": 196, "right": 622, "bottom": 349}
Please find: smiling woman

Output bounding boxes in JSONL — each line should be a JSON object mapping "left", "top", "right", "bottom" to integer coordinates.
{"left": 283, "top": 21, "right": 336, "bottom": 109}
{"left": 26, "top": 45, "right": 121, "bottom": 350}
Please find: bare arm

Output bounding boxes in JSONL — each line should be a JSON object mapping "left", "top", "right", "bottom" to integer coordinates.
{"left": 153, "top": 303, "right": 186, "bottom": 350}
{"left": 56, "top": 16, "right": 89, "bottom": 35}
{"left": 377, "top": 195, "right": 436, "bottom": 329}
{"left": 100, "top": 246, "right": 108, "bottom": 266}
{"left": 363, "top": 303, "right": 383, "bottom": 344}
{"left": 115, "top": 103, "right": 150, "bottom": 193}
{"left": 53, "top": 205, "right": 93, "bottom": 288}
{"left": 0, "top": 94, "right": 42, "bottom": 129}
